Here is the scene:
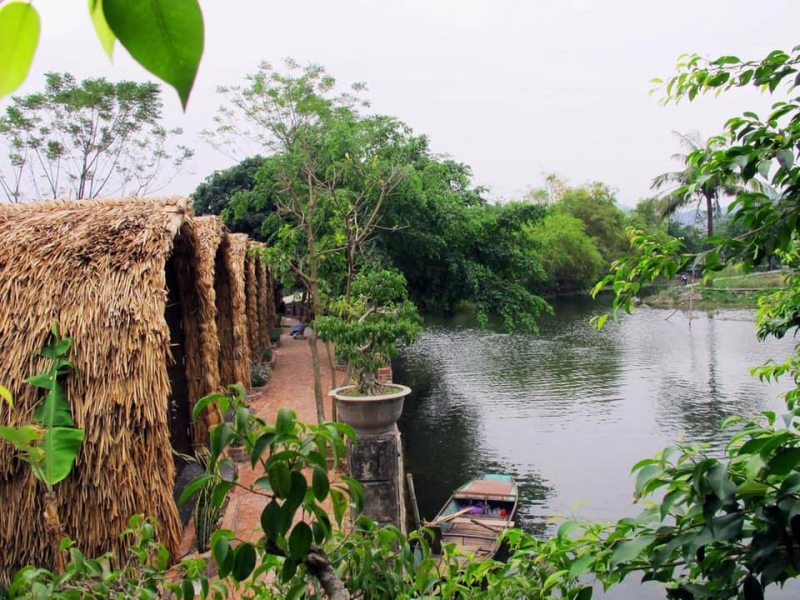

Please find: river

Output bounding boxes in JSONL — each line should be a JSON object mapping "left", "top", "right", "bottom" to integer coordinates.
{"left": 394, "top": 296, "right": 797, "bottom": 598}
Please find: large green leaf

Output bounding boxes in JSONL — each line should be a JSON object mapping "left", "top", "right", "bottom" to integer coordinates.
{"left": 40, "top": 427, "right": 84, "bottom": 486}
{"left": 260, "top": 501, "right": 289, "bottom": 542}
{"left": 178, "top": 473, "right": 213, "bottom": 507}
{"left": 766, "top": 447, "right": 800, "bottom": 477}
{"left": 284, "top": 470, "right": 307, "bottom": 514}
{"left": 34, "top": 379, "right": 74, "bottom": 428}
{"left": 0, "top": 2, "right": 40, "bottom": 98}
{"left": 610, "top": 535, "right": 655, "bottom": 566}
{"left": 102, "top": 0, "right": 204, "bottom": 109}
{"left": 0, "top": 384, "right": 12, "bottom": 408}
{"left": 330, "top": 488, "right": 348, "bottom": 527}
{"left": 312, "top": 465, "right": 330, "bottom": 501}
{"left": 288, "top": 522, "right": 312, "bottom": 561}
{"left": 231, "top": 542, "right": 256, "bottom": 582}
{"left": 0, "top": 425, "right": 42, "bottom": 451}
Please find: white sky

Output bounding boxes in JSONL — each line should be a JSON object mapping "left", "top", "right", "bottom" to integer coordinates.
{"left": 6, "top": 0, "right": 800, "bottom": 207}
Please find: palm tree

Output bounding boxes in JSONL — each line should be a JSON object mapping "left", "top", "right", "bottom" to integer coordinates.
{"left": 651, "top": 131, "right": 743, "bottom": 239}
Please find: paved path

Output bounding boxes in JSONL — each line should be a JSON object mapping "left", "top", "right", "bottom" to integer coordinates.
{"left": 220, "top": 326, "right": 342, "bottom": 544}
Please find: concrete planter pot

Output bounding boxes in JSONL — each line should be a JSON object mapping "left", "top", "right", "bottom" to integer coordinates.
{"left": 329, "top": 384, "right": 411, "bottom": 434}
{"left": 226, "top": 445, "right": 248, "bottom": 463}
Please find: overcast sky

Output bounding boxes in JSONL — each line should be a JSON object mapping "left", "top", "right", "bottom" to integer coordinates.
{"left": 6, "top": 0, "right": 800, "bottom": 207}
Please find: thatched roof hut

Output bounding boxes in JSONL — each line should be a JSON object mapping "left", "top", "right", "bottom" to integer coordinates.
{"left": 245, "top": 245, "right": 260, "bottom": 371}
{"left": 265, "top": 263, "right": 277, "bottom": 333}
{"left": 179, "top": 215, "right": 226, "bottom": 444}
{"left": 0, "top": 197, "right": 220, "bottom": 580}
{"left": 256, "top": 250, "right": 271, "bottom": 351}
{"left": 220, "top": 233, "right": 250, "bottom": 388}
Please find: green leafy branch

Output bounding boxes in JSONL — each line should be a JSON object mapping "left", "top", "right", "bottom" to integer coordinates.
{"left": 0, "top": 0, "right": 204, "bottom": 108}
{"left": 0, "top": 323, "right": 83, "bottom": 574}
{"left": 187, "top": 386, "right": 364, "bottom": 599}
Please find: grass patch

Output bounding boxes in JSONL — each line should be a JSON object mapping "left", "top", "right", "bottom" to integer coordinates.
{"left": 707, "top": 271, "right": 786, "bottom": 290}
{"left": 646, "top": 285, "right": 780, "bottom": 309}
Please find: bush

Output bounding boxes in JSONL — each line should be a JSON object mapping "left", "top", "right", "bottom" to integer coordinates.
{"left": 260, "top": 346, "right": 273, "bottom": 363}
{"left": 250, "top": 363, "right": 271, "bottom": 387}
{"left": 269, "top": 328, "right": 282, "bottom": 344}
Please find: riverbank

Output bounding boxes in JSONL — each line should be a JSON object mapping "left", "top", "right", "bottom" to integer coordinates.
{"left": 643, "top": 270, "right": 785, "bottom": 309}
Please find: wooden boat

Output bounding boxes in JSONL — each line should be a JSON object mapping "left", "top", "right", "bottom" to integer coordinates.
{"left": 424, "top": 473, "right": 518, "bottom": 562}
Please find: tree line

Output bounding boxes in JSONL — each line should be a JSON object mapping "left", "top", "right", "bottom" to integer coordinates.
{"left": 0, "top": 62, "right": 715, "bottom": 325}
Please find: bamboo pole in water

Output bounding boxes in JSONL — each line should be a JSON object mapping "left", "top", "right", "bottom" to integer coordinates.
{"left": 407, "top": 473, "right": 421, "bottom": 530}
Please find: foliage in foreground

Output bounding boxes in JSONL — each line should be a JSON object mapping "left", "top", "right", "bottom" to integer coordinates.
{"left": 0, "top": 0, "right": 204, "bottom": 107}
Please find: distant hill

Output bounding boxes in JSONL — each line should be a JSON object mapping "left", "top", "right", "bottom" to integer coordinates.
{"left": 670, "top": 207, "right": 736, "bottom": 229}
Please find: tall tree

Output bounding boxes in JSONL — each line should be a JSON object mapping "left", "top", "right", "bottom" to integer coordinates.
{"left": 206, "top": 61, "right": 409, "bottom": 422}
{"left": 558, "top": 182, "right": 628, "bottom": 264}
{"left": 527, "top": 211, "right": 604, "bottom": 291}
{"left": 191, "top": 155, "right": 268, "bottom": 237}
{"left": 651, "top": 131, "right": 742, "bottom": 238}
{"left": 0, "top": 72, "right": 192, "bottom": 202}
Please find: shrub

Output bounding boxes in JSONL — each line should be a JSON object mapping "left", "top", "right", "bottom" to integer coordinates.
{"left": 260, "top": 346, "right": 273, "bottom": 363}
{"left": 316, "top": 270, "right": 421, "bottom": 395}
{"left": 250, "top": 363, "right": 271, "bottom": 387}
{"left": 269, "top": 328, "right": 282, "bottom": 344}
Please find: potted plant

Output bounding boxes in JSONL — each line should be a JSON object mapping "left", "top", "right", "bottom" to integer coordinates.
{"left": 269, "top": 328, "right": 282, "bottom": 347}
{"left": 250, "top": 363, "right": 272, "bottom": 388}
{"left": 317, "top": 270, "right": 421, "bottom": 433}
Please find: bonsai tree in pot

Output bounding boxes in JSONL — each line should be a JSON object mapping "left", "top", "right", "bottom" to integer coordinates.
{"left": 317, "top": 269, "right": 421, "bottom": 430}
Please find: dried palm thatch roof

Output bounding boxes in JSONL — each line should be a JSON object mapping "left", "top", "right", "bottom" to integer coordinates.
{"left": 224, "top": 234, "right": 251, "bottom": 387}
{"left": 255, "top": 246, "right": 270, "bottom": 351}
{"left": 0, "top": 197, "right": 214, "bottom": 581}
{"left": 265, "top": 262, "right": 277, "bottom": 333}
{"left": 245, "top": 242, "right": 261, "bottom": 366}
{"left": 186, "top": 216, "right": 231, "bottom": 443}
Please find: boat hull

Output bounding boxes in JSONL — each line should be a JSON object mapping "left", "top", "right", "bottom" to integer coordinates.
{"left": 426, "top": 473, "right": 519, "bottom": 562}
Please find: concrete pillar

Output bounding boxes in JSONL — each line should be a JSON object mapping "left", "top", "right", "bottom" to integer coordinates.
{"left": 346, "top": 424, "right": 406, "bottom": 533}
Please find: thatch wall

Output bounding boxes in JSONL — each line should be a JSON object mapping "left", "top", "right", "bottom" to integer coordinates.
{"left": 255, "top": 247, "right": 270, "bottom": 351}
{"left": 265, "top": 267, "right": 277, "bottom": 332}
{"left": 245, "top": 243, "right": 260, "bottom": 364}
{"left": 186, "top": 216, "right": 227, "bottom": 443}
{"left": 225, "top": 234, "right": 251, "bottom": 387}
{"left": 0, "top": 197, "right": 196, "bottom": 580}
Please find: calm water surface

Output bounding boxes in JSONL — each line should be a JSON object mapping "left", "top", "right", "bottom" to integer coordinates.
{"left": 395, "top": 296, "right": 797, "bottom": 598}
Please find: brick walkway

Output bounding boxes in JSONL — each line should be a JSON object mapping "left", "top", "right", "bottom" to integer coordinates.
{"left": 220, "top": 325, "right": 342, "bottom": 544}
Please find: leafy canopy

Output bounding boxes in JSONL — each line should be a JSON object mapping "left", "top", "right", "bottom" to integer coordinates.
{"left": 0, "top": 72, "right": 192, "bottom": 202}
{"left": 316, "top": 270, "right": 422, "bottom": 395}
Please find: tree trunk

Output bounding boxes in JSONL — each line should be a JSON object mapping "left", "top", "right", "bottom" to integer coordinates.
{"left": 325, "top": 342, "right": 338, "bottom": 422}
{"left": 306, "top": 549, "right": 350, "bottom": 600}
{"left": 704, "top": 193, "right": 714, "bottom": 287}
{"left": 307, "top": 278, "right": 326, "bottom": 423}
{"left": 305, "top": 213, "right": 326, "bottom": 423}
{"left": 43, "top": 490, "right": 66, "bottom": 574}
{"left": 705, "top": 194, "right": 714, "bottom": 239}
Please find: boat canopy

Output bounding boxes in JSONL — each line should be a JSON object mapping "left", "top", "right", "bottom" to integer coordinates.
{"left": 454, "top": 474, "right": 516, "bottom": 502}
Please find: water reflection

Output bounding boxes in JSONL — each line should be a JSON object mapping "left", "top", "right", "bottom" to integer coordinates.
{"left": 395, "top": 299, "right": 797, "bottom": 597}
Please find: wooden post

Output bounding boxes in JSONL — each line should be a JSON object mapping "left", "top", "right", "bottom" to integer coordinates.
{"left": 407, "top": 473, "right": 421, "bottom": 530}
